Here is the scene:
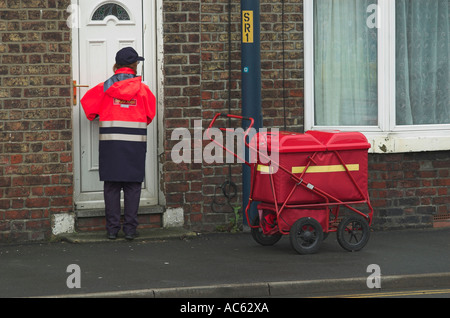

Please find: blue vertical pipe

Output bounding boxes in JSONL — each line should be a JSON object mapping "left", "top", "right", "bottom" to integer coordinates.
{"left": 241, "top": 0, "right": 261, "bottom": 226}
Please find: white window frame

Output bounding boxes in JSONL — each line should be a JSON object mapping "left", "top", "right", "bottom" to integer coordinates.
{"left": 304, "top": 0, "right": 450, "bottom": 154}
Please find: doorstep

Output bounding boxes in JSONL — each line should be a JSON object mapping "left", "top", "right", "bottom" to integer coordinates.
{"left": 75, "top": 205, "right": 165, "bottom": 218}
{"left": 56, "top": 227, "right": 198, "bottom": 244}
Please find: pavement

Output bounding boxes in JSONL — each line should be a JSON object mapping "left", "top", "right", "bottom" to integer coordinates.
{"left": 1, "top": 226, "right": 450, "bottom": 298}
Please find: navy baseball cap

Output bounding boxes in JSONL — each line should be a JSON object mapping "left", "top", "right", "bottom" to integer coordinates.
{"left": 115, "top": 47, "right": 145, "bottom": 65}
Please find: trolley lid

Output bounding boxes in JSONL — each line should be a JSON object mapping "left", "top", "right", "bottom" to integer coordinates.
{"left": 250, "top": 131, "right": 327, "bottom": 153}
{"left": 306, "top": 130, "right": 371, "bottom": 151}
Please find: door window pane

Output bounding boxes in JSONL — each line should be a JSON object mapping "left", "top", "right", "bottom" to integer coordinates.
{"left": 92, "top": 3, "right": 131, "bottom": 21}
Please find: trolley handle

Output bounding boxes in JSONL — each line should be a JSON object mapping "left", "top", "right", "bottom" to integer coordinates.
{"left": 207, "top": 113, "right": 254, "bottom": 131}
{"left": 206, "top": 113, "right": 255, "bottom": 166}
{"left": 219, "top": 113, "right": 253, "bottom": 122}
{"left": 207, "top": 113, "right": 255, "bottom": 137}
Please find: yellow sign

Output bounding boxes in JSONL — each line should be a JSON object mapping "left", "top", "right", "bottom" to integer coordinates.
{"left": 242, "top": 11, "right": 254, "bottom": 43}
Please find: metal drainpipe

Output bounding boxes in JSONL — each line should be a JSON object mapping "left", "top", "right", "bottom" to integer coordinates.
{"left": 241, "top": 0, "right": 262, "bottom": 226}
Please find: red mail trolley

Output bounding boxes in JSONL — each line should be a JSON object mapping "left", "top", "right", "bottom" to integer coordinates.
{"left": 207, "top": 113, "right": 374, "bottom": 254}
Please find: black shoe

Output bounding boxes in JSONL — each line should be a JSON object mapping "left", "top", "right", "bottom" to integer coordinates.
{"left": 107, "top": 232, "right": 118, "bottom": 240}
{"left": 124, "top": 232, "right": 139, "bottom": 241}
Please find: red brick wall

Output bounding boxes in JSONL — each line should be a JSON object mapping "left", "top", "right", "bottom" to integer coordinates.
{"left": 0, "top": 0, "right": 73, "bottom": 241}
{"left": 369, "top": 152, "right": 450, "bottom": 229}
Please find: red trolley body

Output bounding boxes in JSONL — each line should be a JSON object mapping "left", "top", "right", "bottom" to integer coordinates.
{"left": 250, "top": 130, "right": 370, "bottom": 205}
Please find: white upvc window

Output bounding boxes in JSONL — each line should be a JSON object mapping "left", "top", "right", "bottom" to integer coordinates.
{"left": 304, "top": 0, "right": 450, "bottom": 153}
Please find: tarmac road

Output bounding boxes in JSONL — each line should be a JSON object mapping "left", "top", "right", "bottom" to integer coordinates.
{"left": 0, "top": 227, "right": 449, "bottom": 298}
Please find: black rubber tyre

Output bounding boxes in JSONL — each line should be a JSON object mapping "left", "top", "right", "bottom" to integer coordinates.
{"left": 251, "top": 216, "right": 282, "bottom": 246}
{"left": 337, "top": 215, "right": 370, "bottom": 252}
{"left": 289, "top": 217, "right": 323, "bottom": 254}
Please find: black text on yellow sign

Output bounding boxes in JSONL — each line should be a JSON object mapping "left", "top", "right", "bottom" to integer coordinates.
{"left": 242, "top": 11, "right": 254, "bottom": 43}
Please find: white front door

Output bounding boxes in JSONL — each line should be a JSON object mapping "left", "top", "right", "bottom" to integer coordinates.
{"left": 72, "top": 0, "right": 159, "bottom": 209}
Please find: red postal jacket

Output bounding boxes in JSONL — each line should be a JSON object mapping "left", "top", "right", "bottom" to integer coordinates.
{"left": 81, "top": 68, "right": 156, "bottom": 182}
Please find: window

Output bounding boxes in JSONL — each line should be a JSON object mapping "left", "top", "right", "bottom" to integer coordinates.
{"left": 304, "top": 0, "right": 450, "bottom": 153}
{"left": 92, "top": 3, "right": 131, "bottom": 21}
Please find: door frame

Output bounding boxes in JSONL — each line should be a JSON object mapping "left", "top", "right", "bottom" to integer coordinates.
{"left": 71, "top": 0, "right": 165, "bottom": 210}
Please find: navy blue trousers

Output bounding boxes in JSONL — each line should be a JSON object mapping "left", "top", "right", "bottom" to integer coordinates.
{"left": 103, "top": 181, "right": 142, "bottom": 235}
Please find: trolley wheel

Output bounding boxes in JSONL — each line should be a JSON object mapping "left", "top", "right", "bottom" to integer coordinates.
{"left": 251, "top": 216, "right": 282, "bottom": 246}
{"left": 337, "top": 215, "right": 370, "bottom": 252}
{"left": 289, "top": 217, "right": 323, "bottom": 255}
